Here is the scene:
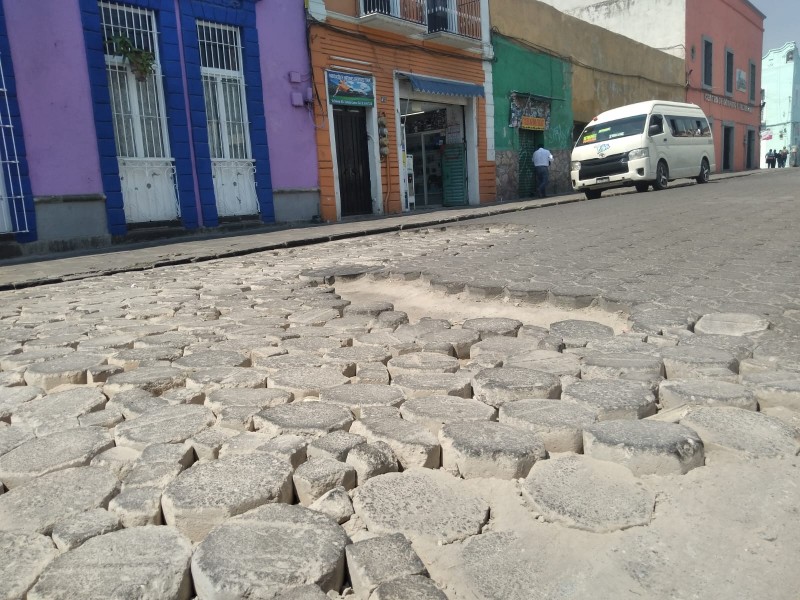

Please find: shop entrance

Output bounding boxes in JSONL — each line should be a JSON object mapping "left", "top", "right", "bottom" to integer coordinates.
{"left": 333, "top": 106, "right": 372, "bottom": 217}
{"left": 402, "top": 102, "right": 467, "bottom": 207}
{"left": 518, "top": 129, "right": 544, "bottom": 199}
{"left": 722, "top": 124, "right": 735, "bottom": 171}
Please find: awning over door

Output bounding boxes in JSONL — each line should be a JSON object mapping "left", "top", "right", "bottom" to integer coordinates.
{"left": 405, "top": 73, "right": 484, "bottom": 98}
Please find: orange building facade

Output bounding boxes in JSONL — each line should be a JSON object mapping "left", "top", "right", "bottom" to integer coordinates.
{"left": 306, "top": 0, "right": 494, "bottom": 222}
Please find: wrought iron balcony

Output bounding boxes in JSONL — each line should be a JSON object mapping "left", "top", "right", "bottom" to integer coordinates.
{"left": 425, "top": 0, "right": 482, "bottom": 48}
{"left": 359, "top": 0, "right": 428, "bottom": 36}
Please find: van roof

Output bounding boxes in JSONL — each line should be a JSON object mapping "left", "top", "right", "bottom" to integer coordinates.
{"left": 592, "top": 101, "right": 704, "bottom": 123}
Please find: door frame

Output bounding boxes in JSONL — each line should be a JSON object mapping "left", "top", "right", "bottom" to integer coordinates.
{"left": 327, "top": 70, "right": 381, "bottom": 221}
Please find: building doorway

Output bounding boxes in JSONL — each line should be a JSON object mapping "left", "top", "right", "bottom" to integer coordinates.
{"left": 722, "top": 124, "right": 735, "bottom": 171}
{"left": 518, "top": 129, "right": 544, "bottom": 199}
{"left": 746, "top": 129, "right": 756, "bottom": 169}
{"left": 333, "top": 106, "right": 372, "bottom": 217}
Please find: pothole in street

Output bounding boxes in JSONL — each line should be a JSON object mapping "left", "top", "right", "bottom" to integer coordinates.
{"left": 335, "top": 277, "right": 630, "bottom": 333}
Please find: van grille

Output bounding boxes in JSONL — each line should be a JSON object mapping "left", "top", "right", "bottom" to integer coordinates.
{"left": 578, "top": 153, "right": 629, "bottom": 180}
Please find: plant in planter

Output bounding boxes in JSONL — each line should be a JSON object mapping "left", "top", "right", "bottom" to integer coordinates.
{"left": 110, "top": 35, "right": 156, "bottom": 82}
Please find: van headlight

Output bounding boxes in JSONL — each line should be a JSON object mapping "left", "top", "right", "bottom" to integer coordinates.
{"left": 570, "top": 161, "right": 581, "bottom": 171}
{"left": 627, "top": 148, "right": 649, "bottom": 160}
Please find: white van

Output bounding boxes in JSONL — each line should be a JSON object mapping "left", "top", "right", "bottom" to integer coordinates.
{"left": 570, "top": 101, "right": 716, "bottom": 199}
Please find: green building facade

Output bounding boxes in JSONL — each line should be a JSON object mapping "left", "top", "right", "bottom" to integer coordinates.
{"left": 492, "top": 33, "right": 574, "bottom": 200}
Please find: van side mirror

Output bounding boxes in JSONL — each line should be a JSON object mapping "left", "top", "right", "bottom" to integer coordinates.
{"left": 649, "top": 123, "right": 662, "bottom": 136}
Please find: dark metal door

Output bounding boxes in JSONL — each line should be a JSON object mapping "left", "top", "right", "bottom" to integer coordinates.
{"left": 334, "top": 106, "right": 372, "bottom": 217}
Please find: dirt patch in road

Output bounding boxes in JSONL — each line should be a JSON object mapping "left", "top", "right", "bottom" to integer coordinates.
{"left": 335, "top": 276, "right": 631, "bottom": 333}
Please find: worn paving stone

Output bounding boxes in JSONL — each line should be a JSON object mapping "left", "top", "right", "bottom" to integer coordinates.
{"left": 386, "top": 353, "right": 460, "bottom": 377}
{"left": 191, "top": 503, "right": 349, "bottom": 598}
{"left": 400, "top": 395, "right": 496, "bottom": 436}
{"left": 350, "top": 417, "right": 440, "bottom": 469}
{"left": 580, "top": 352, "right": 665, "bottom": 382}
{"left": 189, "top": 427, "right": 236, "bottom": 461}
{"left": 308, "top": 430, "right": 366, "bottom": 461}
{"left": 254, "top": 401, "right": 354, "bottom": 438}
{"left": 678, "top": 406, "right": 800, "bottom": 458}
{"left": 22, "top": 353, "right": 108, "bottom": 391}
{"left": 108, "top": 486, "right": 164, "bottom": 527}
{"left": 354, "top": 364, "right": 391, "bottom": 385}
{"left": 0, "top": 427, "right": 114, "bottom": 489}
{"left": 0, "top": 347, "right": 74, "bottom": 371}
{"left": 583, "top": 420, "right": 705, "bottom": 476}
{"left": 352, "top": 469, "right": 489, "bottom": 543}
{"left": 172, "top": 350, "right": 249, "bottom": 370}
{"left": 661, "top": 346, "right": 738, "bottom": 379}
{"left": 28, "top": 525, "right": 193, "bottom": 600}
{"left": 268, "top": 366, "right": 350, "bottom": 399}
{"left": 739, "top": 371, "right": 800, "bottom": 410}
{"left": 562, "top": 380, "right": 657, "bottom": 420}
{"left": 293, "top": 457, "right": 357, "bottom": 505}
{"left": 114, "top": 404, "right": 215, "bottom": 451}
{"left": 369, "top": 575, "right": 447, "bottom": 600}
{"left": 659, "top": 379, "right": 758, "bottom": 411}
{"left": 499, "top": 399, "right": 598, "bottom": 453}
{"left": 0, "top": 424, "right": 34, "bottom": 458}
{"left": 0, "top": 530, "right": 58, "bottom": 600}
{"left": 308, "top": 486, "right": 354, "bottom": 524}
{"left": 0, "top": 466, "right": 119, "bottom": 534}
{"left": 162, "top": 452, "right": 294, "bottom": 542}
{"left": 469, "top": 336, "right": 544, "bottom": 363}
{"left": 205, "top": 387, "right": 292, "bottom": 413}
{"left": 108, "top": 346, "right": 184, "bottom": 370}
{"left": 0, "top": 385, "right": 44, "bottom": 422}
{"left": 346, "top": 442, "right": 399, "bottom": 485}
{"left": 51, "top": 507, "right": 121, "bottom": 551}
{"left": 521, "top": 454, "right": 655, "bottom": 532}
{"left": 694, "top": 312, "right": 771, "bottom": 336}
{"left": 324, "top": 346, "right": 392, "bottom": 370}
{"left": 257, "top": 434, "right": 309, "bottom": 467}
{"left": 504, "top": 350, "right": 582, "bottom": 379}
{"left": 462, "top": 317, "right": 522, "bottom": 339}
{"left": 549, "top": 319, "right": 614, "bottom": 348}
{"left": 439, "top": 421, "right": 547, "bottom": 479}
{"left": 103, "top": 366, "right": 186, "bottom": 397}
{"left": 319, "top": 384, "right": 405, "bottom": 418}
{"left": 122, "top": 460, "right": 184, "bottom": 491}
{"left": 346, "top": 532, "right": 427, "bottom": 599}
{"left": 472, "top": 367, "right": 561, "bottom": 408}
{"left": 106, "top": 388, "right": 170, "bottom": 419}
{"left": 391, "top": 372, "right": 472, "bottom": 399}
{"left": 11, "top": 386, "right": 108, "bottom": 435}
{"left": 417, "top": 328, "right": 480, "bottom": 359}
{"left": 680, "top": 334, "right": 755, "bottom": 361}
{"left": 185, "top": 366, "right": 269, "bottom": 391}
{"left": 90, "top": 445, "right": 142, "bottom": 479}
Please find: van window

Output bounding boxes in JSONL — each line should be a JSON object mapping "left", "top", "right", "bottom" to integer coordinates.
{"left": 666, "top": 115, "right": 712, "bottom": 137}
{"left": 576, "top": 115, "right": 647, "bottom": 146}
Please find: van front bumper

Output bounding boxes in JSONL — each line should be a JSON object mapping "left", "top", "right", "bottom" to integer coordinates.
{"left": 571, "top": 158, "right": 651, "bottom": 190}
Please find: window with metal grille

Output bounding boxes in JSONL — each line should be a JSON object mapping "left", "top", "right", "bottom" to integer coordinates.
{"left": 99, "top": 1, "right": 169, "bottom": 159}
{"left": 197, "top": 22, "right": 251, "bottom": 161}
{"left": 702, "top": 38, "right": 713, "bottom": 88}
{"left": 0, "top": 51, "right": 27, "bottom": 233}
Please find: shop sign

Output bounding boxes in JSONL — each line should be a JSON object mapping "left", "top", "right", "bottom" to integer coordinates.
{"left": 736, "top": 69, "right": 747, "bottom": 92}
{"left": 703, "top": 92, "right": 753, "bottom": 113}
{"left": 509, "top": 93, "right": 550, "bottom": 130}
{"left": 327, "top": 71, "right": 374, "bottom": 106}
{"left": 761, "top": 129, "right": 773, "bottom": 141}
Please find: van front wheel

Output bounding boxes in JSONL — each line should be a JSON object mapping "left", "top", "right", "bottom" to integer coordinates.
{"left": 585, "top": 189, "right": 602, "bottom": 200}
{"left": 696, "top": 158, "right": 710, "bottom": 184}
{"left": 653, "top": 161, "right": 669, "bottom": 190}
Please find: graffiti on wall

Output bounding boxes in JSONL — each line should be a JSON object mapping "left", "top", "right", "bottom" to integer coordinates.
{"left": 509, "top": 93, "right": 551, "bottom": 131}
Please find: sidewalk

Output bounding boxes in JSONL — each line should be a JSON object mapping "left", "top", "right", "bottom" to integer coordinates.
{"left": 0, "top": 171, "right": 756, "bottom": 291}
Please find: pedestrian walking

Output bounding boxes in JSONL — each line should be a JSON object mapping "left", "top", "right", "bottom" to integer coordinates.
{"left": 532, "top": 144, "right": 554, "bottom": 198}
{"left": 766, "top": 149, "right": 776, "bottom": 168}
{"left": 780, "top": 147, "right": 789, "bottom": 168}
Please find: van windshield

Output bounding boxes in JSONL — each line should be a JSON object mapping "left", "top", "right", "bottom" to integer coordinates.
{"left": 576, "top": 115, "right": 647, "bottom": 147}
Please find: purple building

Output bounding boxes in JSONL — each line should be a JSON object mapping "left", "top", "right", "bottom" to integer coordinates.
{"left": 0, "top": 0, "right": 318, "bottom": 254}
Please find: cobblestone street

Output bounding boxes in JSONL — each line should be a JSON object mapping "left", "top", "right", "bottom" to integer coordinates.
{"left": 1, "top": 169, "right": 799, "bottom": 599}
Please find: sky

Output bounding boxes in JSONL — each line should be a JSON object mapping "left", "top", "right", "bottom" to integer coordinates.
{"left": 754, "top": 0, "right": 800, "bottom": 53}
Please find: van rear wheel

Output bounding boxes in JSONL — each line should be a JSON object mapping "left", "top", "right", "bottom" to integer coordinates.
{"left": 696, "top": 158, "right": 710, "bottom": 184}
{"left": 653, "top": 161, "right": 669, "bottom": 190}
{"left": 585, "top": 189, "right": 602, "bottom": 200}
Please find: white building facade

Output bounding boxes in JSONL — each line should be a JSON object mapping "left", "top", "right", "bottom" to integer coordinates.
{"left": 761, "top": 42, "right": 800, "bottom": 168}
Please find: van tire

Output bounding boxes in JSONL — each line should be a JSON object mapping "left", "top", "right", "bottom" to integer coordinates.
{"left": 696, "top": 158, "right": 710, "bottom": 184}
{"left": 585, "top": 189, "right": 602, "bottom": 200}
{"left": 635, "top": 183, "right": 650, "bottom": 192}
{"left": 653, "top": 161, "right": 669, "bottom": 190}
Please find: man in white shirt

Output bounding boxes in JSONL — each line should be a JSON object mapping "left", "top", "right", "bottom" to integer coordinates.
{"left": 532, "top": 144, "right": 554, "bottom": 198}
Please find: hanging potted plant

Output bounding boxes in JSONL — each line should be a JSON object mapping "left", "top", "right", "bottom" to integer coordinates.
{"left": 110, "top": 35, "right": 155, "bottom": 82}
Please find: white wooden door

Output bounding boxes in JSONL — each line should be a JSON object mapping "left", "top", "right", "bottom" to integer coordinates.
{"left": 101, "top": 2, "right": 179, "bottom": 223}
{"left": 198, "top": 22, "right": 258, "bottom": 217}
